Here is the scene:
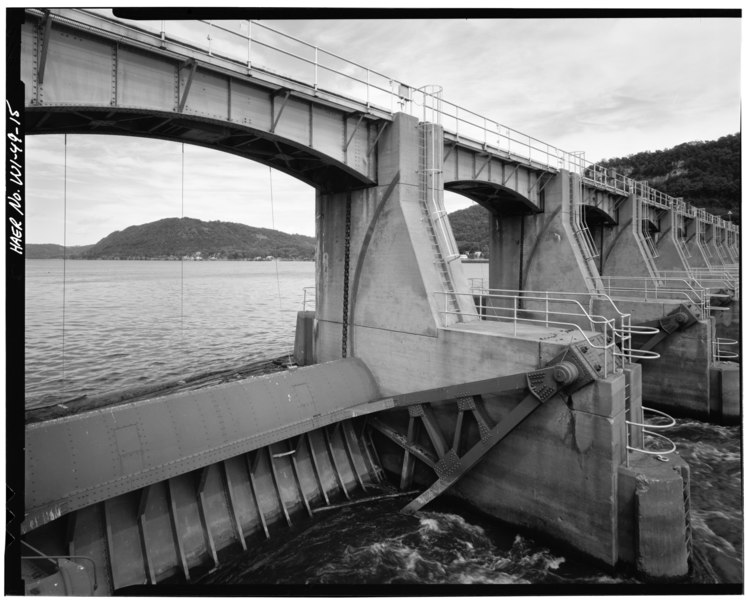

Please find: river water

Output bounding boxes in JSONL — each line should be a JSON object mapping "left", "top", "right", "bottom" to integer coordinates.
{"left": 23, "top": 259, "right": 742, "bottom": 588}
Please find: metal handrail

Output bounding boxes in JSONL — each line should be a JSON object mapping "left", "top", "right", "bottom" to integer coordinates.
{"left": 467, "top": 282, "right": 665, "bottom": 365}
{"left": 625, "top": 406, "right": 677, "bottom": 466}
{"left": 439, "top": 288, "right": 661, "bottom": 376}
{"left": 302, "top": 286, "right": 316, "bottom": 312}
{"left": 588, "top": 275, "right": 709, "bottom": 314}
{"left": 21, "top": 541, "right": 98, "bottom": 591}
{"left": 713, "top": 337, "right": 739, "bottom": 361}
{"left": 39, "top": 8, "right": 737, "bottom": 237}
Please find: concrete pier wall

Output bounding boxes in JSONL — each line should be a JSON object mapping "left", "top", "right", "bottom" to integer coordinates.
{"left": 601, "top": 194, "right": 657, "bottom": 279}
{"left": 315, "top": 113, "right": 690, "bottom": 578}
{"left": 486, "top": 175, "right": 737, "bottom": 422}
{"left": 609, "top": 298, "right": 714, "bottom": 417}
{"left": 488, "top": 171, "right": 599, "bottom": 294}
{"left": 653, "top": 207, "right": 692, "bottom": 272}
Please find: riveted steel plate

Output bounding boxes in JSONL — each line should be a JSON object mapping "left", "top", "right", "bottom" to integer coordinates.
{"left": 118, "top": 46, "right": 177, "bottom": 111}
{"left": 24, "top": 358, "right": 380, "bottom": 533}
{"left": 43, "top": 26, "right": 113, "bottom": 105}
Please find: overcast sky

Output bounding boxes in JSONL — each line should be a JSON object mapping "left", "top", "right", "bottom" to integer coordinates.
{"left": 25, "top": 11, "right": 741, "bottom": 245}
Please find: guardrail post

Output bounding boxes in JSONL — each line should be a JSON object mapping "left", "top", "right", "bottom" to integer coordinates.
{"left": 247, "top": 20, "right": 252, "bottom": 69}
{"left": 513, "top": 297, "right": 517, "bottom": 336}
{"left": 314, "top": 47, "right": 318, "bottom": 90}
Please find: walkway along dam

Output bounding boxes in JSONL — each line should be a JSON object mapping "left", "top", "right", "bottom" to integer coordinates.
{"left": 19, "top": 9, "right": 740, "bottom": 594}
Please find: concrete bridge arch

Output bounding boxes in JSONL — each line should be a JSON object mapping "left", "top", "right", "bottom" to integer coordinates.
{"left": 444, "top": 180, "right": 541, "bottom": 217}
{"left": 22, "top": 12, "right": 384, "bottom": 193}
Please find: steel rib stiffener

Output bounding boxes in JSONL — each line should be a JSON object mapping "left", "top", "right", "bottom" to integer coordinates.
{"left": 369, "top": 342, "right": 598, "bottom": 514}
{"left": 23, "top": 358, "right": 383, "bottom": 534}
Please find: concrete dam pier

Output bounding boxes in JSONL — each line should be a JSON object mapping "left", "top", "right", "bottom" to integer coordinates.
{"left": 18, "top": 8, "right": 738, "bottom": 594}
{"left": 489, "top": 169, "right": 740, "bottom": 422}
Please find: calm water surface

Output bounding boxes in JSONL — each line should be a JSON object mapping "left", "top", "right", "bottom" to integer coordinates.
{"left": 25, "top": 259, "right": 314, "bottom": 408}
{"left": 23, "top": 259, "right": 742, "bottom": 586}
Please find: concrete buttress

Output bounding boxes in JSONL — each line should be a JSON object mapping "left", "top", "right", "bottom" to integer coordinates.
{"left": 314, "top": 113, "right": 691, "bottom": 577}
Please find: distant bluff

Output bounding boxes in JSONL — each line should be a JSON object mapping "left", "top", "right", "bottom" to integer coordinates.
{"left": 598, "top": 133, "right": 740, "bottom": 221}
{"left": 80, "top": 217, "right": 315, "bottom": 260}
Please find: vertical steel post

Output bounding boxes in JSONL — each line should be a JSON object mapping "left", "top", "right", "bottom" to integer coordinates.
{"left": 513, "top": 296, "right": 517, "bottom": 336}
{"left": 247, "top": 21, "right": 252, "bottom": 69}
{"left": 314, "top": 46, "right": 318, "bottom": 90}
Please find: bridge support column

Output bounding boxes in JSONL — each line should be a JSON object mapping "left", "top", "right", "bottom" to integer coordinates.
{"left": 610, "top": 297, "right": 738, "bottom": 420}
{"left": 489, "top": 170, "right": 599, "bottom": 293}
{"left": 654, "top": 205, "right": 694, "bottom": 271}
{"left": 315, "top": 112, "right": 476, "bottom": 388}
{"left": 601, "top": 194, "right": 658, "bottom": 279}
{"left": 313, "top": 116, "right": 689, "bottom": 577}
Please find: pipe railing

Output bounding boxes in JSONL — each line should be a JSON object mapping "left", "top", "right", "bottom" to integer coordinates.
{"left": 468, "top": 280, "right": 663, "bottom": 355}
{"left": 302, "top": 286, "right": 316, "bottom": 312}
{"left": 659, "top": 269, "right": 740, "bottom": 301}
{"left": 713, "top": 337, "right": 739, "bottom": 362}
{"left": 444, "top": 286, "right": 660, "bottom": 377}
{"left": 21, "top": 540, "right": 98, "bottom": 592}
{"left": 588, "top": 275, "right": 715, "bottom": 316}
{"left": 625, "top": 407, "right": 677, "bottom": 467}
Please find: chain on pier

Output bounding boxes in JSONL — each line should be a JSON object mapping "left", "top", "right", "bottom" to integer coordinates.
{"left": 342, "top": 192, "right": 351, "bottom": 357}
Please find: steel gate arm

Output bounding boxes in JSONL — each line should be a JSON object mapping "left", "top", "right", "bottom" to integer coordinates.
{"left": 398, "top": 352, "right": 594, "bottom": 515}
{"left": 631, "top": 303, "right": 700, "bottom": 358}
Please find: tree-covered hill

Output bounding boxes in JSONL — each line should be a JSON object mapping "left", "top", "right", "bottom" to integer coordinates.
{"left": 26, "top": 243, "right": 94, "bottom": 259}
{"left": 73, "top": 217, "right": 315, "bottom": 260}
{"left": 445, "top": 133, "right": 741, "bottom": 255}
{"left": 448, "top": 204, "right": 492, "bottom": 256}
{"left": 598, "top": 133, "right": 740, "bottom": 220}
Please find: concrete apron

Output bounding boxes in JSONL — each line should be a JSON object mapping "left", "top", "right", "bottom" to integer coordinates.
{"left": 313, "top": 113, "right": 691, "bottom": 580}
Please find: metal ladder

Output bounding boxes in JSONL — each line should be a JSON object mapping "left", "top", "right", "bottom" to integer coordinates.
{"left": 419, "top": 122, "right": 460, "bottom": 321}
{"left": 640, "top": 202, "right": 660, "bottom": 259}
{"left": 569, "top": 174, "right": 600, "bottom": 264}
{"left": 568, "top": 174, "right": 603, "bottom": 293}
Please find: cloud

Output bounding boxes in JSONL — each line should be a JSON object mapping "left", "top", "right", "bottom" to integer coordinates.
{"left": 25, "top": 13, "right": 740, "bottom": 244}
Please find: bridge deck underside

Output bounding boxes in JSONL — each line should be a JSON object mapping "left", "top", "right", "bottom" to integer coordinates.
{"left": 443, "top": 144, "right": 551, "bottom": 213}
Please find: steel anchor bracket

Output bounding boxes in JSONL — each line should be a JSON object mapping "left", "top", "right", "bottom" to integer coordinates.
{"left": 631, "top": 303, "right": 701, "bottom": 358}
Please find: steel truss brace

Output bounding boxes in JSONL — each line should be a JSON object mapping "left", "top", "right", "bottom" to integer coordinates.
{"left": 369, "top": 344, "right": 597, "bottom": 514}
{"left": 631, "top": 303, "right": 700, "bottom": 359}
{"left": 38, "top": 10, "right": 53, "bottom": 85}
{"left": 528, "top": 170, "right": 555, "bottom": 195}
{"left": 503, "top": 163, "right": 520, "bottom": 186}
{"left": 269, "top": 90, "right": 292, "bottom": 134}
{"left": 178, "top": 59, "right": 198, "bottom": 113}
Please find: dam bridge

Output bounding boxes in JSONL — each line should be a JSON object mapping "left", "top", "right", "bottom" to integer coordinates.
{"left": 17, "top": 9, "right": 740, "bottom": 594}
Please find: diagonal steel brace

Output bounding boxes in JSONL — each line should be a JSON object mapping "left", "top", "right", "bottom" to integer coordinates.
{"left": 632, "top": 303, "right": 700, "bottom": 358}
{"left": 400, "top": 353, "right": 593, "bottom": 515}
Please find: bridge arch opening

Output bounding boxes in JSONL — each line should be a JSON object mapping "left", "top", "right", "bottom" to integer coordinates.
{"left": 25, "top": 132, "right": 317, "bottom": 411}
{"left": 26, "top": 106, "right": 376, "bottom": 193}
{"left": 442, "top": 190, "right": 492, "bottom": 291}
{"left": 582, "top": 204, "right": 617, "bottom": 273}
{"left": 443, "top": 181, "right": 542, "bottom": 293}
